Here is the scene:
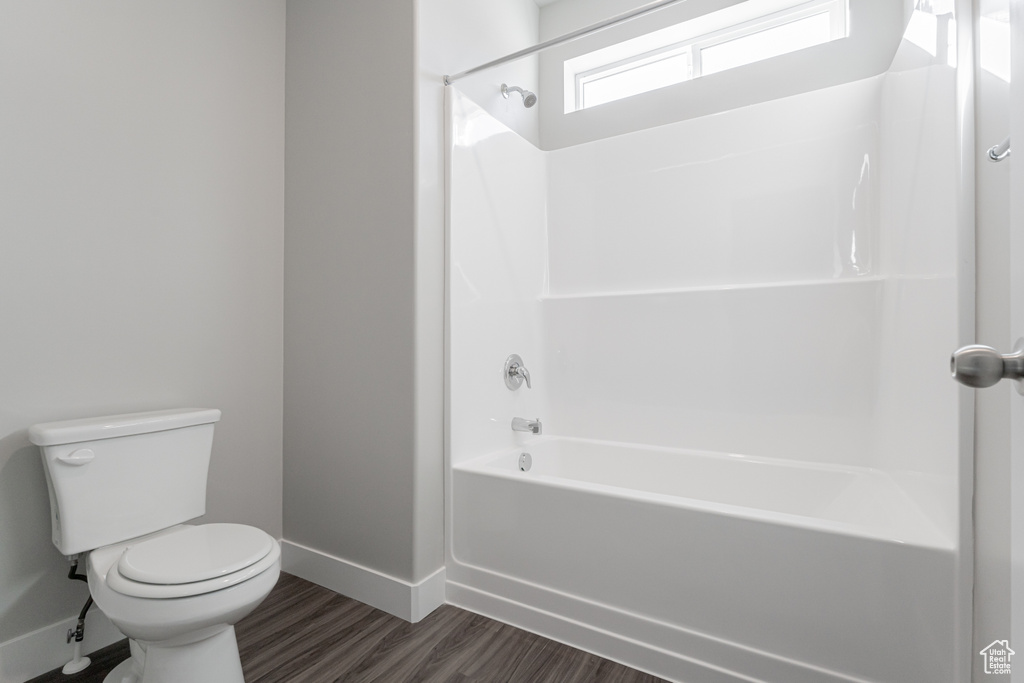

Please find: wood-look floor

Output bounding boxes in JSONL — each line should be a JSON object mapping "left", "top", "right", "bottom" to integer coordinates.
{"left": 29, "top": 572, "right": 667, "bottom": 683}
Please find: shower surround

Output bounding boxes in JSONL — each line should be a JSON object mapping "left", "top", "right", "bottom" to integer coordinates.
{"left": 446, "top": 29, "right": 969, "bottom": 683}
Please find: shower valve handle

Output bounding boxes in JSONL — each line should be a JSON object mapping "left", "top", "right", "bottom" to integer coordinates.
{"left": 504, "top": 354, "right": 532, "bottom": 390}
{"left": 512, "top": 364, "right": 531, "bottom": 389}
{"left": 951, "top": 340, "right": 1024, "bottom": 391}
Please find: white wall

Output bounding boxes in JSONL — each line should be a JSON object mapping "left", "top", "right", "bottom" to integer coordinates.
{"left": 447, "top": 36, "right": 967, "bottom": 677}
{"left": 540, "top": 76, "right": 886, "bottom": 465}
{"left": 418, "top": 0, "right": 541, "bottom": 581}
{"left": 447, "top": 91, "right": 550, "bottom": 467}
{"left": 0, "top": 0, "right": 285, "bottom": 677}
{"left": 448, "top": 0, "right": 963, "bottom": 542}
{"left": 873, "top": 55, "right": 961, "bottom": 492}
{"left": 545, "top": 78, "right": 881, "bottom": 294}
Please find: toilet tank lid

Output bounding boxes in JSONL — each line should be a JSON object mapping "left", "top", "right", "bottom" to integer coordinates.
{"left": 28, "top": 408, "right": 221, "bottom": 446}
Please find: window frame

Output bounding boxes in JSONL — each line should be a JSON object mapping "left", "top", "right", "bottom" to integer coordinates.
{"left": 576, "top": 43, "right": 693, "bottom": 111}
{"left": 569, "top": 0, "right": 848, "bottom": 112}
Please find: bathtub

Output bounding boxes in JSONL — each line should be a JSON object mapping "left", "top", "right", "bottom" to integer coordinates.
{"left": 447, "top": 437, "right": 958, "bottom": 683}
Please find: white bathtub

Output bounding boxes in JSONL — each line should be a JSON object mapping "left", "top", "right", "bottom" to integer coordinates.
{"left": 447, "top": 437, "right": 958, "bottom": 683}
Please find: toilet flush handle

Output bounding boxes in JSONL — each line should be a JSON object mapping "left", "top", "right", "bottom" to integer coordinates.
{"left": 57, "top": 449, "right": 95, "bottom": 466}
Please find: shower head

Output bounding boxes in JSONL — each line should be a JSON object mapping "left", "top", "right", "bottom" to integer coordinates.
{"left": 501, "top": 83, "right": 538, "bottom": 108}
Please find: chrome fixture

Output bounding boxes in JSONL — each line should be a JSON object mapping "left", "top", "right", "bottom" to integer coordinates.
{"left": 501, "top": 84, "right": 537, "bottom": 108}
{"left": 519, "top": 453, "right": 533, "bottom": 471}
{"left": 988, "top": 136, "right": 1011, "bottom": 162}
{"left": 504, "top": 354, "right": 532, "bottom": 390}
{"left": 512, "top": 417, "right": 542, "bottom": 434}
{"left": 951, "top": 339, "right": 1024, "bottom": 393}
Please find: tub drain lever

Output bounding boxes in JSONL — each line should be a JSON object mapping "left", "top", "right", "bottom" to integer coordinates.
{"left": 519, "top": 453, "right": 532, "bottom": 471}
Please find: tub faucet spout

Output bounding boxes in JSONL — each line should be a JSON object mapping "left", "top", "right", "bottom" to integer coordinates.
{"left": 512, "top": 417, "right": 542, "bottom": 434}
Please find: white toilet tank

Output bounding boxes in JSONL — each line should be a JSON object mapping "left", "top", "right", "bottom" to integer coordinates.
{"left": 29, "top": 408, "right": 222, "bottom": 555}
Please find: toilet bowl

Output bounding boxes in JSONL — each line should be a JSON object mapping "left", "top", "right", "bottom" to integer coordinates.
{"left": 88, "top": 524, "right": 281, "bottom": 683}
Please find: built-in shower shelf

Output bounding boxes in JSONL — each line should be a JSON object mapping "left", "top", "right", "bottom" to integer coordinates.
{"left": 541, "top": 274, "right": 887, "bottom": 300}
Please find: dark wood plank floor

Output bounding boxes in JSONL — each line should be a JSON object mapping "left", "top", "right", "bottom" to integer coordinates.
{"left": 28, "top": 572, "right": 666, "bottom": 683}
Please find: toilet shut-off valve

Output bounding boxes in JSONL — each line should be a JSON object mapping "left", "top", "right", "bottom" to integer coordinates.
{"left": 504, "top": 354, "right": 532, "bottom": 390}
{"left": 62, "top": 558, "right": 92, "bottom": 674}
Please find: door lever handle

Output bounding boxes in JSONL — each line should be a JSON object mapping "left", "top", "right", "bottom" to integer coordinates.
{"left": 951, "top": 339, "right": 1024, "bottom": 390}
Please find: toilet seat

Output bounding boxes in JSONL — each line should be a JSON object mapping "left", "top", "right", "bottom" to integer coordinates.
{"left": 104, "top": 524, "right": 280, "bottom": 600}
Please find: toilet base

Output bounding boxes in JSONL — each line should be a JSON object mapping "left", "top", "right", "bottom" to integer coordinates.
{"left": 103, "top": 638, "right": 144, "bottom": 683}
{"left": 103, "top": 658, "right": 137, "bottom": 683}
{"left": 103, "top": 627, "right": 244, "bottom": 683}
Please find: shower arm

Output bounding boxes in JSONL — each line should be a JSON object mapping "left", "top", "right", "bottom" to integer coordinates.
{"left": 988, "top": 136, "right": 1011, "bottom": 162}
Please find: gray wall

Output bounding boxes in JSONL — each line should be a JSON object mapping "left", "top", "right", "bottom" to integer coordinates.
{"left": 0, "top": 0, "right": 285, "bottom": 646}
{"left": 283, "top": 0, "right": 433, "bottom": 582}
{"left": 282, "top": 0, "right": 543, "bottom": 594}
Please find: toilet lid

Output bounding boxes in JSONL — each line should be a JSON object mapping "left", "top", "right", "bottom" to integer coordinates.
{"left": 117, "top": 523, "right": 274, "bottom": 585}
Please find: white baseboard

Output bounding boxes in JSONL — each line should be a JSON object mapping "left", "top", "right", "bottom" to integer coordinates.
{"left": 0, "top": 610, "right": 124, "bottom": 683}
{"left": 281, "top": 540, "right": 446, "bottom": 623}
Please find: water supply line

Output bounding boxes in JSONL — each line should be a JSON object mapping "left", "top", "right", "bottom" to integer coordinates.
{"left": 63, "top": 557, "right": 93, "bottom": 674}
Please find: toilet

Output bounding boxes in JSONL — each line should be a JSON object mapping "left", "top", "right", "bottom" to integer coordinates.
{"left": 29, "top": 408, "right": 281, "bottom": 683}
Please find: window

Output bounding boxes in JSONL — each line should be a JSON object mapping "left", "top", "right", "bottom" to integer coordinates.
{"left": 578, "top": 48, "right": 692, "bottom": 110}
{"left": 565, "top": 0, "right": 848, "bottom": 112}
